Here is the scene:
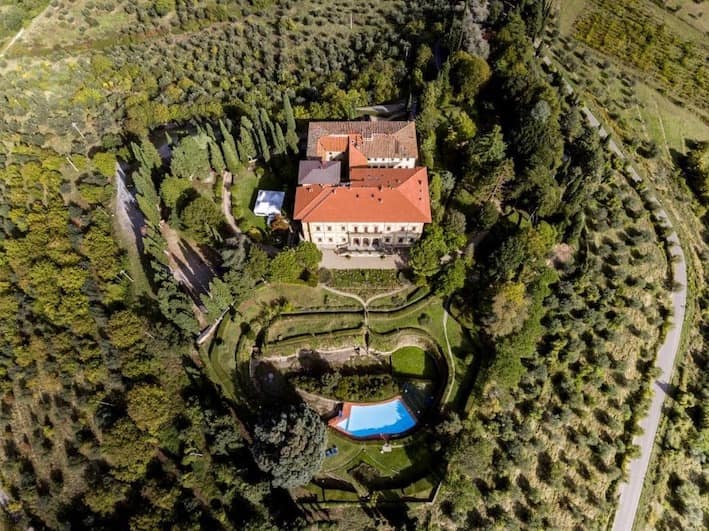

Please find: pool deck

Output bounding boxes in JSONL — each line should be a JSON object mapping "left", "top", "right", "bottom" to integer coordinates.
{"left": 328, "top": 395, "right": 419, "bottom": 441}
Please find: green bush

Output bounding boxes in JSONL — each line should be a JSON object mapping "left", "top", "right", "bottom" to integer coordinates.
{"left": 292, "top": 372, "right": 399, "bottom": 402}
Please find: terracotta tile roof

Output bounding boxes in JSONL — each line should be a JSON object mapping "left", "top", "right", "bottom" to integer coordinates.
{"left": 307, "top": 121, "right": 418, "bottom": 161}
{"left": 347, "top": 141, "right": 369, "bottom": 169}
{"left": 298, "top": 160, "right": 341, "bottom": 185}
{"left": 293, "top": 167, "right": 431, "bottom": 223}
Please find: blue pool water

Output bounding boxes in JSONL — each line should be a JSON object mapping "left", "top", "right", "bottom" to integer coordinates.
{"left": 333, "top": 397, "right": 417, "bottom": 438}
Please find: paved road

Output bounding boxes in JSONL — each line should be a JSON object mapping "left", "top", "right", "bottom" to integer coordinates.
{"left": 542, "top": 53, "right": 688, "bottom": 529}
{"left": 580, "top": 96, "right": 688, "bottom": 531}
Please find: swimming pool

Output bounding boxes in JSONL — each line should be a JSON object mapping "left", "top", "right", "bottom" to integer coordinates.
{"left": 329, "top": 396, "right": 417, "bottom": 439}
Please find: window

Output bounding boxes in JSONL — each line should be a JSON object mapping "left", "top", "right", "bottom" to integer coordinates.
{"left": 410, "top": 226, "right": 416, "bottom": 231}
{"left": 328, "top": 237, "right": 333, "bottom": 243}
{"left": 409, "top": 237, "right": 415, "bottom": 243}
{"left": 400, "top": 226, "right": 406, "bottom": 231}
{"left": 398, "top": 238, "right": 404, "bottom": 243}
{"left": 327, "top": 225, "right": 332, "bottom": 231}
{"left": 317, "top": 237, "right": 322, "bottom": 242}
{"left": 341, "top": 225, "right": 346, "bottom": 231}
{"left": 384, "top": 237, "right": 391, "bottom": 243}
{"left": 353, "top": 238, "right": 360, "bottom": 246}
{"left": 341, "top": 237, "right": 346, "bottom": 242}
{"left": 315, "top": 225, "right": 321, "bottom": 231}
{"left": 386, "top": 226, "right": 391, "bottom": 231}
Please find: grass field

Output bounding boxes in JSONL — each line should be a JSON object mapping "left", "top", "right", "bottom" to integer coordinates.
{"left": 231, "top": 166, "right": 283, "bottom": 232}
{"left": 391, "top": 346, "right": 437, "bottom": 379}
{"left": 266, "top": 312, "right": 364, "bottom": 343}
{"left": 552, "top": 0, "right": 709, "bottom": 162}
{"left": 318, "top": 429, "right": 437, "bottom": 495}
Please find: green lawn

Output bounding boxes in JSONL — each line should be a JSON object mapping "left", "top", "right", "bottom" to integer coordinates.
{"left": 321, "top": 430, "right": 433, "bottom": 484}
{"left": 231, "top": 166, "right": 284, "bottom": 232}
{"left": 391, "top": 346, "right": 437, "bottom": 378}
{"left": 266, "top": 312, "right": 364, "bottom": 343}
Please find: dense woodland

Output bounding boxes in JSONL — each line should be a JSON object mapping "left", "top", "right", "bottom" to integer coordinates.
{"left": 0, "top": 0, "right": 704, "bottom": 529}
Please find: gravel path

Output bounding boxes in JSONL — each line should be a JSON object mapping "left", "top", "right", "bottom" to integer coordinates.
{"left": 220, "top": 171, "right": 241, "bottom": 235}
{"left": 113, "top": 162, "right": 145, "bottom": 257}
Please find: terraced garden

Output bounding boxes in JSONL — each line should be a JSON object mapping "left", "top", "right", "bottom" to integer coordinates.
{"left": 199, "top": 278, "right": 473, "bottom": 502}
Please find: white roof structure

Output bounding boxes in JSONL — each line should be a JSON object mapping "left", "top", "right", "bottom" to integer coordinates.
{"left": 253, "top": 190, "right": 285, "bottom": 217}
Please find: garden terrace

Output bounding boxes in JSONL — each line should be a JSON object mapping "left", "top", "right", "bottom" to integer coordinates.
{"left": 201, "top": 281, "right": 471, "bottom": 503}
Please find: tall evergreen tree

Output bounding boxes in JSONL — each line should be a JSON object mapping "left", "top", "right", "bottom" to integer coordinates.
{"left": 222, "top": 140, "right": 240, "bottom": 174}
{"left": 283, "top": 92, "right": 296, "bottom": 133}
{"left": 209, "top": 142, "right": 225, "bottom": 174}
{"left": 274, "top": 123, "right": 286, "bottom": 155}
{"left": 219, "top": 119, "right": 237, "bottom": 153}
{"left": 132, "top": 167, "right": 160, "bottom": 226}
{"left": 257, "top": 126, "right": 270, "bottom": 162}
{"left": 239, "top": 125, "right": 257, "bottom": 161}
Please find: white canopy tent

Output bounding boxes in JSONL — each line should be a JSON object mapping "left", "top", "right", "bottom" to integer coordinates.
{"left": 253, "top": 190, "right": 285, "bottom": 217}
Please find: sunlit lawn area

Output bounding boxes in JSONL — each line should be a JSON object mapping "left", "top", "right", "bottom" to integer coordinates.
{"left": 321, "top": 430, "right": 432, "bottom": 480}
{"left": 391, "top": 346, "right": 437, "bottom": 378}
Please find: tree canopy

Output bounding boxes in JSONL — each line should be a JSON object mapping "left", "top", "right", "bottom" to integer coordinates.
{"left": 250, "top": 403, "right": 326, "bottom": 488}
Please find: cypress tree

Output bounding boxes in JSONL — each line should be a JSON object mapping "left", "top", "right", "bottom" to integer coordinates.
{"left": 257, "top": 126, "right": 270, "bottom": 162}
{"left": 283, "top": 92, "right": 296, "bottom": 133}
{"left": 275, "top": 123, "right": 286, "bottom": 155}
{"left": 239, "top": 125, "right": 257, "bottom": 161}
{"left": 260, "top": 108, "right": 277, "bottom": 150}
{"left": 222, "top": 140, "right": 241, "bottom": 173}
{"left": 205, "top": 122, "right": 217, "bottom": 143}
{"left": 236, "top": 140, "right": 247, "bottom": 163}
{"left": 209, "top": 142, "right": 225, "bottom": 174}
{"left": 219, "top": 119, "right": 236, "bottom": 152}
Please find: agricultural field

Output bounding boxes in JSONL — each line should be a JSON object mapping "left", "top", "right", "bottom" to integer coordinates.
{"left": 551, "top": 0, "right": 709, "bottom": 162}
{"left": 0, "top": 0, "right": 48, "bottom": 50}
{"left": 572, "top": 0, "right": 708, "bottom": 111}
{"left": 440, "top": 165, "right": 674, "bottom": 529}
{"left": 0, "top": 0, "right": 413, "bottom": 153}
{"left": 661, "top": 0, "right": 709, "bottom": 33}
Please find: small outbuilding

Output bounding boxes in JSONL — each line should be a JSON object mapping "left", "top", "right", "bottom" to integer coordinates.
{"left": 253, "top": 190, "right": 285, "bottom": 217}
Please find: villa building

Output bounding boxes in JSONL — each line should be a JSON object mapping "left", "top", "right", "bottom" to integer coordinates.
{"left": 293, "top": 121, "right": 431, "bottom": 251}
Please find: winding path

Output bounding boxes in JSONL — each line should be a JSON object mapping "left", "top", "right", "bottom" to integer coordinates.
{"left": 543, "top": 56, "right": 689, "bottom": 531}
{"left": 221, "top": 171, "right": 241, "bottom": 235}
{"left": 441, "top": 311, "right": 456, "bottom": 405}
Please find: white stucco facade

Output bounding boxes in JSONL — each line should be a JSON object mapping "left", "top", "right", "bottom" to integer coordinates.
{"left": 302, "top": 222, "right": 424, "bottom": 250}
